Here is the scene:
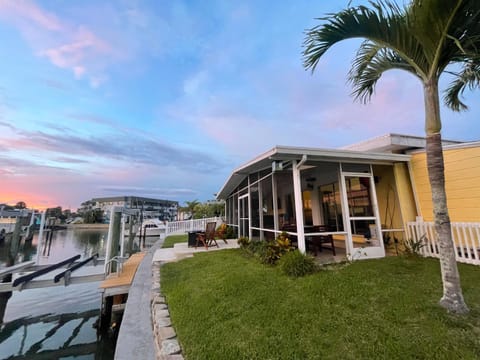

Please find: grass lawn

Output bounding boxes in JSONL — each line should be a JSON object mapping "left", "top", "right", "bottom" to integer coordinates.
{"left": 161, "top": 250, "right": 480, "bottom": 359}
{"left": 162, "top": 234, "right": 187, "bottom": 248}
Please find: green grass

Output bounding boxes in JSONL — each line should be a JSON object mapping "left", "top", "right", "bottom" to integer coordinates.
{"left": 162, "top": 234, "right": 187, "bottom": 248}
{"left": 161, "top": 251, "right": 480, "bottom": 359}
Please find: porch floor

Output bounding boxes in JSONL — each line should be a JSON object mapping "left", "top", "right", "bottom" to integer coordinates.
{"left": 308, "top": 241, "right": 399, "bottom": 264}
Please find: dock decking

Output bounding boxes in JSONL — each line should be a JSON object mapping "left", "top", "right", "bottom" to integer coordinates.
{"left": 99, "top": 252, "right": 145, "bottom": 295}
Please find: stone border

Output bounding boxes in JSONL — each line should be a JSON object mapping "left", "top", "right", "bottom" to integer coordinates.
{"left": 151, "top": 261, "right": 184, "bottom": 360}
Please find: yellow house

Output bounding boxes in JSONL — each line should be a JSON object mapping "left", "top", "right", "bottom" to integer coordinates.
{"left": 217, "top": 134, "right": 480, "bottom": 264}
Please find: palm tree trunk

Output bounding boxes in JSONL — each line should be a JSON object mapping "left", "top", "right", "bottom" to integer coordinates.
{"left": 424, "top": 80, "right": 469, "bottom": 314}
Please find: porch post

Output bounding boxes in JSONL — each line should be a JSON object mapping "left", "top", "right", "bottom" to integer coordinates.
{"left": 338, "top": 163, "right": 353, "bottom": 258}
{"left": 292, "top": 160, "right": 306, "bottom": 253}
{"left": 248, "top": 176, "right": 252, "bottom": 240}
{"left": 258, "top": 180, "right": 264, "bottom": 241}
{"left": 272, "top": 173, "right": 279, "bottom": 233}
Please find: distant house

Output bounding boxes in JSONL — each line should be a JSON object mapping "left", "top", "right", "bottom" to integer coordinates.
{"left": 216, "top": 134, "right": 480, "bottom": 263}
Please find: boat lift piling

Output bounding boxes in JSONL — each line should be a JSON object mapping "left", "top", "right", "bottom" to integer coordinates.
{"left": 36, "top": 212, "right": 46, "bottom": 265}
{"left": 98, "top": 207, "right": 143, "bottom": 334}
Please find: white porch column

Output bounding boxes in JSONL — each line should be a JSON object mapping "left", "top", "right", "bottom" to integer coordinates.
{"left": 258, "top": 181, "right": 264, "bottom": 241}
{"left": 292, "top": 159, "right": 306, "bottom": 253}
{"left": 272, "top": 173, "right": 279, "bottom": 233}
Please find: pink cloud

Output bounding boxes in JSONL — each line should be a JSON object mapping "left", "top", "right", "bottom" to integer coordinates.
{"left": 0, "top": 0, "right": 62, "bottom": 31}
{"left": 38, "top": 26, "right": 112, "bottom": 79}
{"left": 0, "top": 0, "right": 113, "bottom": 87}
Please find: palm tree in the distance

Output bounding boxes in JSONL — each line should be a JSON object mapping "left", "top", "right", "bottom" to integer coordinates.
{"left": 303, "top": 0, "right": 480, "bottom": 314}
{"left": 184, "top": 200, "right": 200, "bottom": 219}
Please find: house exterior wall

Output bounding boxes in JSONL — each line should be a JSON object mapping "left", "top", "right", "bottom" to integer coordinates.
{"left": 372, "top": 165, "right": 404, "bottom": 231}
{"left": 410, "top": 145, "right": 480, "bottom": 222}
{"left": 393, "top": 162, "right": 418, "bottom": 223}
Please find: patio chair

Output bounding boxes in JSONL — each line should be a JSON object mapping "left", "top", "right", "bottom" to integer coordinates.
{"left": 196, "top": 222, "right": 219, "bottom": 250}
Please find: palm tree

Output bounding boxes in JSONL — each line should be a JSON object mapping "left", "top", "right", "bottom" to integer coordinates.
{"left": 303, "top": 0, "right": 480, "bottom": 314}
{"left": 184, "top": 200, "right": 200, "bottom": 219}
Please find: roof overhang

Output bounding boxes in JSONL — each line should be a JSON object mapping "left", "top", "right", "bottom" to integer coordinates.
{"left": 216, "top": 145, "right": 410, "bottom": 199}
{"left": 342, "top": 133, "right": 462, "bottom": 153}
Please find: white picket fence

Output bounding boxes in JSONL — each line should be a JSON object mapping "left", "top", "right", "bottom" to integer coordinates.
{"left": 406, "top": 220, "right": 480, "bottom": 265}
{"left": 165, "top": 217, "right": 223, "bottom": 236}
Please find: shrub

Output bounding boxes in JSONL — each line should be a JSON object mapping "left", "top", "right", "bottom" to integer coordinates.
{"left": 237, "top": 236, "right": 250, "bottom": 248}
{"left": 259, "top": 232, "right": 294, "bottom": 265}
{"left": 404, "top": 235, "right": 426, "bottom": 256}
{"left": 216, "top": 223, "right": 228, "bottom": 239}
{"left": 279, "top": 250, "right": 317, "bottom": 277}
{"left": 225, "top": 226, "right": 236, "bottom": 239}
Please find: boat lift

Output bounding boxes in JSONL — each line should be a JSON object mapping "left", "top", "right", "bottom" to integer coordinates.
{"left": 0, "top": 254, "right": 103, "bottom": 293}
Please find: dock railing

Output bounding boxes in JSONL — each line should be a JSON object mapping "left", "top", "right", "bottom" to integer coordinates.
{"left": 406, "top": 218, "right": 480, "bottom": 265}
{"left": 165, "top": 217, "right": 223, "bottom": 236}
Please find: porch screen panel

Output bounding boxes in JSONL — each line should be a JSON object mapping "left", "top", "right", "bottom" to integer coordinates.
{"left": 275, "top": 170, "right": 294, "bottom": 228}
{"left": 319, "top": 183, "right": 344, "bottom": 231}
{"left": 344, "top": 176, "right": 380, "bottom": 248}
{"left": 233, "top": 193, "right": 239, "bottom": 226}
{"left": 261, "top": 175, "right": 274, "bottom": 229}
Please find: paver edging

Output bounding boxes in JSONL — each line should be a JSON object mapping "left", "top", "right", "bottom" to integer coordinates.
{"left": 151, "top": 260, "right": 184, "bottom": 360}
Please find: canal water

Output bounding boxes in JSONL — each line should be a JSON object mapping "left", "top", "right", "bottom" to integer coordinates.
{"left": 0, "top": 227, "right": 116, "bottom": 359}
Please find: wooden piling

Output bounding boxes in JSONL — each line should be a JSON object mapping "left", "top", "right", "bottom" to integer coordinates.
{"left": 9, "top": 218, "right": 22, "bottom": 265}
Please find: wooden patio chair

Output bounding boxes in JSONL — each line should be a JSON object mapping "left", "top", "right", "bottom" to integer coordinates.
{"left": 196, "top": 222, "right": 219, "bottom": 250}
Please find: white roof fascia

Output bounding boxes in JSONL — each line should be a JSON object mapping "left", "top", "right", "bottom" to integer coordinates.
{"left": 217, "top": 146, "right": 410, "bottom": 199}
{"left": 343, "top": 133, "right": 462, "bottom": 152}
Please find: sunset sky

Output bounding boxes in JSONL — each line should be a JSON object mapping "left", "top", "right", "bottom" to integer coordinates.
{"left": 1, "top": 0, "right": 479, "bottom": 210}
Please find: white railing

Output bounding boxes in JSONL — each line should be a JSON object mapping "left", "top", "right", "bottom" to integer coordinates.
{"left": 165, "top": 217, "right": 223, "bottom": 235}
{"left": 406, "top": 220, "right": 480, "bottom": 265}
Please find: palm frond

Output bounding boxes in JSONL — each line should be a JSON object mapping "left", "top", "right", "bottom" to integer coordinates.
{"left": 303, "top": 0, "right": 427, "bottom": 78}
{"left": 444, "top": 59, "right": 480, "bottom": 111}
{"left": 410, "top": 0, "right": 480, "bottom": 75}
{"left": 348, "top": 41, "right": 417, "bottom": 103}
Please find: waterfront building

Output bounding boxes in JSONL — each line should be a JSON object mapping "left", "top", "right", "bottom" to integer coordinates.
{"left": 79, "top": 196, "right": 179, "bottom": 221}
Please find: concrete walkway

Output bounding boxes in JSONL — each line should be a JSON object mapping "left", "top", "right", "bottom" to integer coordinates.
{"left": 152, "top": 239, "right": 239, "bottom": 263}
{"left": 115, "top": 241, "right": 162, "bottom": 360}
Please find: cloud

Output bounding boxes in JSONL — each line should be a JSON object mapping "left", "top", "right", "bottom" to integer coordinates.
{"left": 0, "top": 120, "right": 15, "bottom": 131}
{"left": 0, "top": 0, "right": 62, "bottom": 31}
{"left": 0, "top": 0, "right": 114, "bottom": 87}
{"left": 1, "top": 126, "right": 226, "bottom": 172}
{"left": 37, "top": 26, "right": 112, "bottom": 82}
{"left": 53, "top": 157, "right": 90, "bottom": 164}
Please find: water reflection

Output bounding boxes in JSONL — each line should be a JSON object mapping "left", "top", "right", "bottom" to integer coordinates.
{"left": 0, "top": 227, "right": 114, "bottom": 359}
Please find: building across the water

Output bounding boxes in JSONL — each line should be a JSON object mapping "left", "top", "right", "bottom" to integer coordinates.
{"left": 79, "top": 196, "right": 179, "bottom": 221}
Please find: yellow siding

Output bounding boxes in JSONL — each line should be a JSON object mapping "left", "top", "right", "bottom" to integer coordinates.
{"left": 373, "top": 165, "right": 404, "bottom": 231}
{"left": 410, "top": 145, "right": 480, "bottom": 222}
{"left": 393, "top": 163, "right": 418, "bottom": 224}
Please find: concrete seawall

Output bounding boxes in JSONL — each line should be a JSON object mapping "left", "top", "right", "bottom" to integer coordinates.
{"left": 116, "top": 239, "right": 239, "bottom": 359}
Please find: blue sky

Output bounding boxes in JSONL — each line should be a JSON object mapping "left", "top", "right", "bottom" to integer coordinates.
{"left": 0, "top": 0, "right": 479, "bottom": 210}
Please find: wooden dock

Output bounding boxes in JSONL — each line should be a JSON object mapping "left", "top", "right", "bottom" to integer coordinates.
{"left": 99, "top": 252, "right": 145, "bottom": 296}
